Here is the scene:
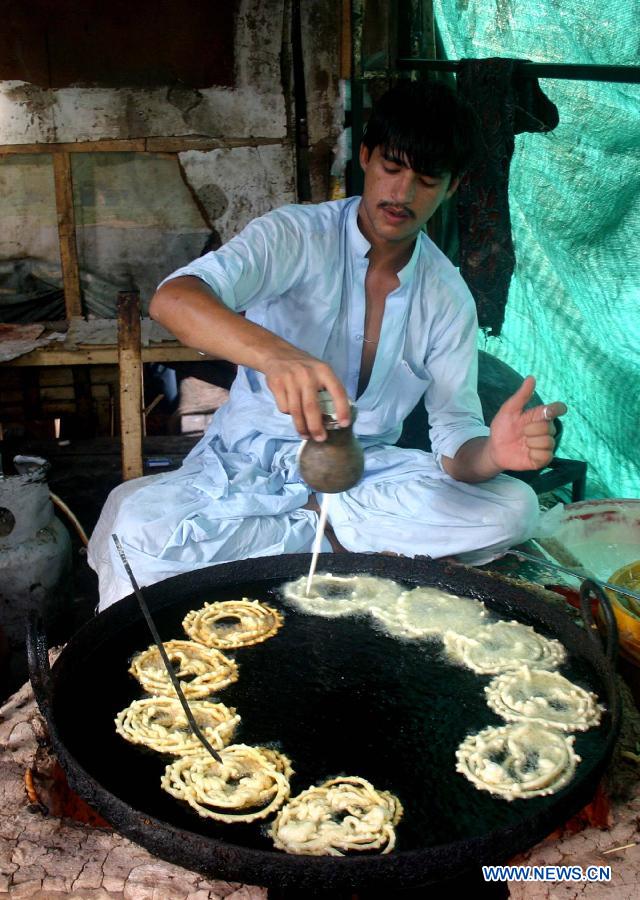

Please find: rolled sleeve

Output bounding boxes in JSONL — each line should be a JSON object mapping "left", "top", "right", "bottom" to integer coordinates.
{"left": 157, "top": 208, "right": 305, "bottom": 312}
{"left": 424, "top": 292, "right": 490, "bottom": 468}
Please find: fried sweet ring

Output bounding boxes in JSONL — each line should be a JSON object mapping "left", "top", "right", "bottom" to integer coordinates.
{"left": 485, "top": 666, "right": 604, "bottom": 732}
{"left": 283, "top": 573, "right": 403, "bottom": 619}
{"left": 259, "top": 747, "right": 295, "bottom": 779}
{"left": 115, "top": 697, "right": 240, "bottom": 755}
{"left": 456, "top": 722, "right": 580, "bottom": 800}
{"left": 183, "top": 598, "right": 283, "bottom": 649}
{"left": 129, "top": 640, "right": 238, "bottom": 699}
{"left": 270, "top": 776, "right": 403, "bottom": 856}
{"left": 444, "top": 620, "right": 566, "bottom": 674}
{"left": 161, "top": 744, "right": 292, "bottom": 823}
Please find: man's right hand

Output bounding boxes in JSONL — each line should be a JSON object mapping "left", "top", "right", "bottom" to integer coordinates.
{"left": 263, "top": 351, "right": 351, "bottom": 441}
{"left": 150, "top": 276, "right": 350, "bottom": 441}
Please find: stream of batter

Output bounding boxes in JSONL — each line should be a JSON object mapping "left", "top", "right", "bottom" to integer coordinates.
{"left": 305, "top": 494, "right": 331, "bottom": 595}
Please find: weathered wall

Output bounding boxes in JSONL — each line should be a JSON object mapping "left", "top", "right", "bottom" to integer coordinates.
{"left": 178, "top": 145, "right": 296, "bottom": 245}
{"left": 0, "top": 0, "right": 342, "bottom": 313}
{"left": 0, "top": 0, "right": 286, "bottom": 143}
{"left": 301, "top": 0, "right": 344, "bottom": 201}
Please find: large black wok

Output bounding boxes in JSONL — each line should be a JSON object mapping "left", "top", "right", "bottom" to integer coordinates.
{"left": 28, "top": 554, "right": 620, "bottom": 895}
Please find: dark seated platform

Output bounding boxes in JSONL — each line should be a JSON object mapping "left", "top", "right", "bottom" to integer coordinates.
{"left": 398, "top": 351, "right": 586, "bottom": 501}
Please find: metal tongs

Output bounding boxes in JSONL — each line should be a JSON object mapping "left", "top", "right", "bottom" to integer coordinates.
{"left": 111, "top": 534, "right": 223, "bottom": 763}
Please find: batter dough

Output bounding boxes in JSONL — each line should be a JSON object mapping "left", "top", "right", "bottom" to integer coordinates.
{"left": 444, "top": 620, "right": 566, "bottom": 674}
{"left": 282, "top": 573, "right": 403, "bottom": 618}
{"left": 392, "top": 586, "right": 489, "bottom": 638}
{"left": 270, "top": 775, "right": 403, "bottom": 855}
{"left": 485, "top": 666, "right": 604, "bottom": 732}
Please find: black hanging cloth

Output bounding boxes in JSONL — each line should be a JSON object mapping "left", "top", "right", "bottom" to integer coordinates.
{"left": 455, "top": 57, "right": 559, "bottom": 335}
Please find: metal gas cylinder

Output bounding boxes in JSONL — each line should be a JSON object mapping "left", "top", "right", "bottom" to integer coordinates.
{"left": 0, "top": 456, "right": 72, "bottom": 681}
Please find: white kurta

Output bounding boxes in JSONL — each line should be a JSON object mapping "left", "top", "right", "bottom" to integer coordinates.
{"left": 89, "top": 198, "right": 539, "bottom": 610}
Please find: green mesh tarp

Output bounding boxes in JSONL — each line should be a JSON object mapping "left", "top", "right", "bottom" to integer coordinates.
{"left": 433, "top": 0, "right": 640, "bottom": 498}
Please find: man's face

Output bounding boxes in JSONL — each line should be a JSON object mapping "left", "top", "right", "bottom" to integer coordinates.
{"left": 358, "top": 144, "right": 459, "bottom": 246}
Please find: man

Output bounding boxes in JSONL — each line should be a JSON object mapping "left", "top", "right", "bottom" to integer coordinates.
{"left": 88, "top": 80, "right": 565, "bottom": 610}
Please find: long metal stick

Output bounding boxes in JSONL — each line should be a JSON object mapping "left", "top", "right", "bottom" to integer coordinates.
{"left": 508, "top": 548, "right": 640, "bottom": 606}
{"left": 111, "top": 534, "right": 223, "bottom": 763}
{"left": 394, "top": 59, "right": 640, "bottom": 85}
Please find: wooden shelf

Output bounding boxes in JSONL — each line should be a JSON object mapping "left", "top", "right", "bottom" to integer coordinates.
{"left": 2, "top": 343, "right": 204, "bottom": 367}
{"left": 1, "top": 313, "right": 213, "bottom": 480}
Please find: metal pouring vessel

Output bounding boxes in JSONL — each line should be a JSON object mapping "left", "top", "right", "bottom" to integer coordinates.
{"left": 298, "top": 391, "right": 364, "bottom": 493}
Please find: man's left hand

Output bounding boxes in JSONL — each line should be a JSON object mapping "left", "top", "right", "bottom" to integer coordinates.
{"left": 487, "top": 376, "right": 568, "bottom": 472}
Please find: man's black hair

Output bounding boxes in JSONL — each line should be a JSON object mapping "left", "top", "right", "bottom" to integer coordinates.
{"left": 361, "top": 79, "right": 480, "bottom": 181}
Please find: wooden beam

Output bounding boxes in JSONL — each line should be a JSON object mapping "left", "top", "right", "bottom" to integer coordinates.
{"left": 0, "top": 136, "right": 285, "bottom": 155}
{"left": 0, "top": 139, "right": 146, "bottom": 154}
{"left": 117, "top": 291, "right": 143, "bottom": 480}
{"left": 52, "top": 152, "right": 82, "bottom": 318}
{"left": 0, "top": 344, "right": 206, "bottom": 367}
{"left": 2, "top": 345, "right": 205, "bottom": 367}
{"left": 145, "top": 136, "right": 284, "bottom": 152}
{"left": 145, "top": 136, "right": 225, "bottom": 153}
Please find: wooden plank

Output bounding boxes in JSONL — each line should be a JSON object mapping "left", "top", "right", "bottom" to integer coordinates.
{"left": 39, "top": 386, "right": 75, "bottom": 400}
{"left": 0, "top": 139, "right": 146, "bottom": 155}
{"left": 52, "top": 152, "right": 82, "bottom": 318}
{"left": 117, "top": 292, "right": 144, "bottom": 480}
{"left": 90, "top": 364, "right": 120, "bottom": 383}
{"left": 2, "top": 347, "right": 119, "bottom": 366}
{"left": 41, "top": 400, "right": 82, "bottom": 413}
{"left": 143, "top": 345, "right": 213, "bottom": 363}
{"left": 1, "top": 344, "right": 206, "bottom": 367}
{"left": 0, "top": 136, "right": 284, "bottom": 155}
{"left": 145, "top": 136, "right": 224, "bottom": 153}
{"left": 145, "top": 136, "right": 284, "bottom": 153}
{"left": 40, "top": 383, "right": 110, "bottom": 400}
{"left": 39, "top": 367, "right": 74, "bottom": 386}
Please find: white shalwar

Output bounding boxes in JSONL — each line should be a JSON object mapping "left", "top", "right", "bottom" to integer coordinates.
{"left": 89, "top": 197, "right": 539, "bottom": 610}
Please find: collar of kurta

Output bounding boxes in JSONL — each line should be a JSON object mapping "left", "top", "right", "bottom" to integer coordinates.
{"left": 349, "top": 198, "right": 422, "bottom": 288}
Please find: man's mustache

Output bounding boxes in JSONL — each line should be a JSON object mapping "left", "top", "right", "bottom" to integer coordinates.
{"left": 378, "top": 202, "right": 414, "bottom": 218}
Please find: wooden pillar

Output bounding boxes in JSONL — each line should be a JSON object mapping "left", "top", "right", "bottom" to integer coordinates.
{"left": 117, "top": 291, "right": 143, "bottom": 480}
{"left": 52, "top": 152, "right": 83, "bottom": 318}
